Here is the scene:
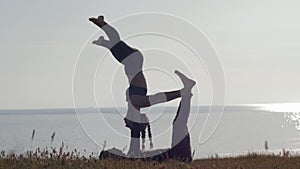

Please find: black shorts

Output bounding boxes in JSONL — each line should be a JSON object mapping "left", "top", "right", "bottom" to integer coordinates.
{"left": 110, "top": 41, "right": 137, "bottom": 63}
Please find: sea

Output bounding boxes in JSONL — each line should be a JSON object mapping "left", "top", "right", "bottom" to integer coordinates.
{"left": 1, "top": 103, "right": 300, "bottom": 159}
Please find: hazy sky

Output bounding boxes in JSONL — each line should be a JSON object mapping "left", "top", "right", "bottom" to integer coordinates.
{"left": 1, "top": 0, "right": 300, "bottom": 109}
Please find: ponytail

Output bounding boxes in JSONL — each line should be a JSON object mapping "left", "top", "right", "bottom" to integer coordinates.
{"left": 140, "top": 113, "right": 153, "bottom": 150}
{"left": 147, "top": 122, "right": 153, "bottom": 149}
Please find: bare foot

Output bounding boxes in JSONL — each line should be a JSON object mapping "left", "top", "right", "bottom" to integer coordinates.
{"left": 89, "top": 15, "right": 106, "bottom": 27}
{"left": 97, "top": 15, "right": 104, "bottom": 21}
{"left": 92, "top": 36, "right": 104, "bottom": 46}
{"left": 175, "top": 70, "right": 196, "bottom": 91}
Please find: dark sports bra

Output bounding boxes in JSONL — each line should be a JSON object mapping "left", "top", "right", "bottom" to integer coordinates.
{"left": 128, "top": 85, "right": 147, "bottom": 96}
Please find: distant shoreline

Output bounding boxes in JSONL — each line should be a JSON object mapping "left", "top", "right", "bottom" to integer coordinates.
{"left": 0, "top": 104, "right": 291, "bottom": 115}
{"left": 0, "top": 107, "right": 251, "bottom": 115}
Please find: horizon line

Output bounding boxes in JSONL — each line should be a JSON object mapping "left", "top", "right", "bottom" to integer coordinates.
{"left": 1, "top": 102, "right": 300, "bottom": 111}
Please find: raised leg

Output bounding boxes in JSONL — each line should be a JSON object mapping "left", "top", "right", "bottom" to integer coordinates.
{"left": 89, "top": 16, "right": 121, "bottom": 46}
{"left": 168, "top": 71, "right": 195, "bottom": 162}
{"left": 175, "top": 70, "right": 195, "bottom": 94}
{"left": 93, "top": 36, "right": 115, "bottom": 49}
{"left": 101, "top": 23, "right": 121, "bottom": 43}
{"left": 169, "top": 92, "right": 193, "bottom": 162}
{"left": 171, "top": 93, "right": 192, "bottom": 147}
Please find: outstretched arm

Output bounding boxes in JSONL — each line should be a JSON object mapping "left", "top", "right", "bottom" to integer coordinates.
{"left": 129, "top": 90, "right": 181, "bottom": 109}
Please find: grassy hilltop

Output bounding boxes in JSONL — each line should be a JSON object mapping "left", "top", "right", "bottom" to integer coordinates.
{"left": 0, "top": 150, "right": 299, "bottom": 169}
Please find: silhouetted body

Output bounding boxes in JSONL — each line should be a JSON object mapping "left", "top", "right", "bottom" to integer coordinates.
{"left": 89, "top": 16, "right": 196, "bottom": 159}
{"left": 89, "top": 16, "right": 184, "bottom": 155}
{"left": 100, "top": 92, "right": 193, "bottom": 162}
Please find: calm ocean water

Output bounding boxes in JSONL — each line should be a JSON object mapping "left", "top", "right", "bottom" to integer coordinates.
{"left": 1, "top": 104, "right": 300, "bottom": 159}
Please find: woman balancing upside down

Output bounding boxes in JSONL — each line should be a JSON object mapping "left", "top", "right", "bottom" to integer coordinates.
{"left": 89, "top": 16, "right": 195, "bottom": 159}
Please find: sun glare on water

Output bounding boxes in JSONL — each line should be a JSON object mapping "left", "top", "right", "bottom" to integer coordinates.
{"left": 258, "top": 103, "right": 300, "bottom": 131}
{"left": 259, "top": 103, "right": 300, "bottom": 113}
